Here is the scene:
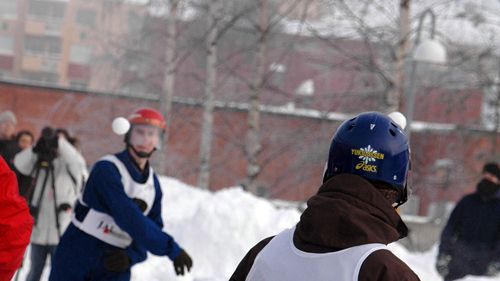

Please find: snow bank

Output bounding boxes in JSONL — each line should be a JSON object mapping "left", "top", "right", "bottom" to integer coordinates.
{"left": 15, "top": 176, "right": 499, "bottom": 281}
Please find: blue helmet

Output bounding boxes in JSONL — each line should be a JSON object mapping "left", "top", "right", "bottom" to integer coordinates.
{"left": 323, "top": 112, "right": 410, "bottom": 205}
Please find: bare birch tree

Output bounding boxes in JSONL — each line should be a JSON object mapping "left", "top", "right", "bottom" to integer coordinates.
{"left": 244, "top": 0, "right": 268, "bottom": 193}
{"left": 198, "top": 1, "right": 223, "bottom": 189}
{"left": 157, "top": 0, "right": 180, "bottom": 172}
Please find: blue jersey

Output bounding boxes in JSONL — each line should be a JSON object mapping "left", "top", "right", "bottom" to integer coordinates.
{"left": 78, "top": 150, "right": 180, "bottom": 263}
{"left": 50, "top": 150, "right": 181, "bottom": 281}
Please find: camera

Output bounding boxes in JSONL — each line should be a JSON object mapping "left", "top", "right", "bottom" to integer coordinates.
{"left": 33, "top": 127, "right": 59, "bottom": 163}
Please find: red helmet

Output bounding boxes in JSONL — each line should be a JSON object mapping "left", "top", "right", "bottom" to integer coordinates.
{"left": 128, "top": 108, "right": 166, "bottom": 130}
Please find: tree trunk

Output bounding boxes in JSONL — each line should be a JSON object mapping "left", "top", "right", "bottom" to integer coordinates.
{"left": 492, "top": 82, "right": 499, "bottom": 155}
{"left": 388, "top": 0, "right": 410, "bottom": 112}
{"left": 245, "top": 0, "right": 268, "bottom": 195}
{"left": 198, "top": 4, "right": 219, "bottom": 190}
{"left": 159, "top": 0, "right": 179, "bottom": 174}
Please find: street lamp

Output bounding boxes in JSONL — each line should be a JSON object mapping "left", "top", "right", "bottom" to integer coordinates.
{"left": 406, "top": 8, "right": 447, "bottom": 140}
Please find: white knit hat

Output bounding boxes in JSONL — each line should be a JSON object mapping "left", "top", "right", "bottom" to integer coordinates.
{"left": 0, "top": 111, "right": 17, "bottom": 125}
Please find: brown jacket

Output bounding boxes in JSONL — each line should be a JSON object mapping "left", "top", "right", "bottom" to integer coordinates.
{"left": 230, "top": 174, "right": 420, "bottom": 281}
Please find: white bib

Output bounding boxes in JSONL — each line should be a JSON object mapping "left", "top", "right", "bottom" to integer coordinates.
{"left": 72, "top": 155, "right": 156, "bottom": 248}
{"left": 246, "top": 227, "right": 387, "bottom": 281}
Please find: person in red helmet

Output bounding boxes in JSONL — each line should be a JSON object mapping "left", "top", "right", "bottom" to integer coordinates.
{"left": 0, "top": 155, "right": 33, "bottom": 280}
{"left": 49, "top": 108, "right": 192, "bottom": 281}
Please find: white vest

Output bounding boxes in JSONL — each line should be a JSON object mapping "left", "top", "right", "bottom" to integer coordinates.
{"left": 72, "top": 155, "right": 156, "bottom": 248}
{"left": 246, "top": 227, "right": 387, "bottom": 281}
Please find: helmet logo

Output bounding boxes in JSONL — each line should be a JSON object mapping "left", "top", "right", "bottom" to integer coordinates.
{"left": 370, "top": 124, "right": 376, "bottom": 130}
{"left": 352, "top": 145, "right": 384, "bottom": 173}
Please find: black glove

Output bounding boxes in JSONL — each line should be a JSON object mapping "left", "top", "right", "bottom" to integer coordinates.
{"left": 104, "top": 249, "right": 130, "bottom": 272}
{"left": 173, "top": 249, "right": 193, "bottom": 276}
{"left": 57, "top": 203, "right": 72, "bottom": 213}
{"left": 435, "top": 253, "right": 451, "bottom": 277}
{"left": 132, "top": 198, "right": 148, "bottom": 212}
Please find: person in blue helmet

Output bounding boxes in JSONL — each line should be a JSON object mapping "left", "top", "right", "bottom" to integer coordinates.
{"left": 230, "top": 111, "right": 419, "bottom": 281}
{"left": 49, "top": 108, "right": 192, "bottom": 281}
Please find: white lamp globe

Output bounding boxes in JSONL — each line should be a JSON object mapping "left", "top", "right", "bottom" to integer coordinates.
{"left": 413, "top": 39, "right": 447, "bottom": 64}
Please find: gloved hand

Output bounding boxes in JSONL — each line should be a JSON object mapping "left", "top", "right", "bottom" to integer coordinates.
{"left": 435, "top": 253, "right": 452, "bottom": 277}
{"left": 132, "top": 198, "right": 148, "bottom": 212}
{"left": 173, "top": 249, "right": 193, "bottom": 276}
{"left": 104, "top": 249, "right": 130, "bottom": 272}
{"left": 486, "top": 262, "right": 500, "bottom": 276}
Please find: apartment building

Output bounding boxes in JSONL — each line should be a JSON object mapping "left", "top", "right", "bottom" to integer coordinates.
{"left": 0, "top": 0, "right": 143, "bottom": 90}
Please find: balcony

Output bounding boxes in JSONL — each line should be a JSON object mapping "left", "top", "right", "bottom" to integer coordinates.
{"left": 25, "top": 0, "right": 66, "bottom": 36}
{"left": 22, "top": 54, "right": 60, "bottom": 73}
{"left": 25, "top": 18, "right": 62, "bottom": 36}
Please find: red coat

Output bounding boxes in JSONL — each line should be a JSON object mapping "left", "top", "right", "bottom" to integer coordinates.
{"left": 0, "top": 156, "right": 33, "bottom": 281}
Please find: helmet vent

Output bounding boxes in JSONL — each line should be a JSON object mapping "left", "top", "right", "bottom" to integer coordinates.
{"left": 389, "top": 129, "right": 396, "bottom": 136}
{"left": 347, "top": 124, "right": 355, "bottom": 131}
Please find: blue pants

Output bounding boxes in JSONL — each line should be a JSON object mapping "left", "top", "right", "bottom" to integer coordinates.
{"left": 26, "top": 244, "right": 57, "bottom": 281}
{"left": 49, "top": 224, "right": 131, "bottom": 281}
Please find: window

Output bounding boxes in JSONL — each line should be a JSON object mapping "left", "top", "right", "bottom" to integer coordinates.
{"left": 482, "top": 82, "right": 500, "bottom": 130}
{"left": 28, "top": 0, "right": 66, "bottom": 21}
{"left": 76, "top": 9, "right": 96, "bottom": 28}
{"left": 23, "top": 71, "right": 58, "bottom": 83}
{"left": 295, "top": 79, "right": 314, "bottom": 96}
{"left": 24, "top": 35, "right": 61, "bottom": 56}
{"left": 0, "top": 35, "right": 13, "bottom": 55}
{"left": 70, "top": 44, "right": 92, "bottom": 64}
{"left": 269, "top": 62, "right": 286, "bottom": 88}
{"left": 0, "top": 0, "right": 17, "bottom": 19}
{"left": 70, "top": 80, "right": 88, "bottom": 89}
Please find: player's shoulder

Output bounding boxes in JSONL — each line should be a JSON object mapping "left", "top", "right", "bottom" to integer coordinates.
{"left": 360, "top": 249, "right": 420, "bottom": 281}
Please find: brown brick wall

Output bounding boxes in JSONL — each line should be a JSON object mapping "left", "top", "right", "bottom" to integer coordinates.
{"left": 1, "top": 80, "right": 498, "bottom": 215}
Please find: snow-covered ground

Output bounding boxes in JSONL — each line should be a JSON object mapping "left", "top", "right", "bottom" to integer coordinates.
{"left": 15, "top": 177, "right": 500, "bottom": 281}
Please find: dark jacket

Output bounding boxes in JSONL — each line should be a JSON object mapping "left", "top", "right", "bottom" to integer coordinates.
{"left": 230, "top": 174, "right": 419, "bottom": 281}
{"left": 438, "top": 180, "right": 500, "bottom": 280}
{"left": 0, "top": 139, "right": 18, "bottom": 169}
{"left": 0, "top": 139, "right": 32, "bottom": 199}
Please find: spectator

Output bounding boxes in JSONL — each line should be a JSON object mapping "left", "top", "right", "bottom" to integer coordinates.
{"left": 0, "top": 110, "right": 18, "bottom": 167}
{"left": 436, "top": 162, "right": 500, "bottom": 281}
{"left": 56, "top": 128, "right": 88, "bottom": 183}
{"left": 16, "top": 130, "right": 34, "bottom": 150}
{"left": 14, "top": 127, "right": 86, "bottom": 281}
{"left": 14, "top": 130, "right": 35, "bottom": 199}
{"left": 0, "top": 155, "right": 33, "bottom": 280}
{"left": 230, "top": 112, "right": 419, "bottom": 281}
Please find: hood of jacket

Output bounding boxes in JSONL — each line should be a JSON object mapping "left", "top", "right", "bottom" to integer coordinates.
{"left": 294, "top": 174, "right": 408, "bottom": 252}
{"left": 476, "top": 178, "right": 500, "bottom": 201}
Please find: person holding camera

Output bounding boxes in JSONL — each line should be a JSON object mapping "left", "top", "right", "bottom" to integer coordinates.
{"left": 0, "top": 110, "right": 18, "bottom": 168}
{"left": 49, "top": 108, "right": 192, "bottom": 281}
{"left": 13, "top": 127, "right": 86, "bottom": 281}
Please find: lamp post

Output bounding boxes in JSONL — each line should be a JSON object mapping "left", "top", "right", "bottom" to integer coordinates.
{"left": 405, "top": 8, "right": 447, "bottom": 141}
